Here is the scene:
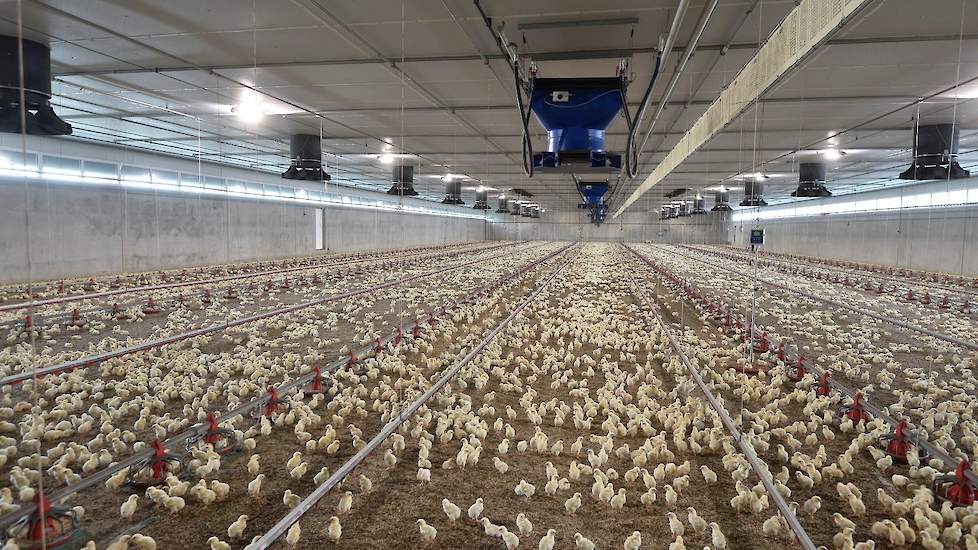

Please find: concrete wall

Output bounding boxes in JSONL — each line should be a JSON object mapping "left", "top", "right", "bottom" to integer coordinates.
{"left": 731, "top": 205, "right": 978, "bottom": 275}
{"left": 0, "top": 181, "right": 488, "bottom": 284}
{"left": 490, "top": 209, "right": 732, "bottom": 244}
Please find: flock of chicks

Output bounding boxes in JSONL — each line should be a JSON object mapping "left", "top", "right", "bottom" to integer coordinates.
{"left": 636, "top": 243, "right": 978, "bottom": 548}
{"left": 0, "top": 241, "right": 552, "bottom": 548}
{"left": 0, "top": 241, "right": 976, "bottom": 549}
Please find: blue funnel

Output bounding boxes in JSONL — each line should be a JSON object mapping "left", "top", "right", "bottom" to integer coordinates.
{"left": 530, "top": 77, "right": 624, "bottom": 171}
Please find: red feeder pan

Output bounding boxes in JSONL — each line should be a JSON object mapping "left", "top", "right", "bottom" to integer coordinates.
{"left": 813, "top": 371, "right": 831, "bottom": 397}
{"left": 307, "top": 366, "right": 327, "bottom": 394}
{"left": 752, "top": 332, "right": 770, "bottom": 354}
{"left": 839, "top": 392, "right": 871, "bottom": 424}
{"left": 126, "top": 439, "right": 184, "bottom": 489}
{"left": 933, "top": 459, "right": 976, "bottom": 507}
{"left": 259, "top": 386, "right": 288, "bottom": 417}
{"left": 788, "top": 355, "right": 806, "bottom": 382}
{"left": 7, "top": 493, "right": 80, "bottom": 549}
{"left": 879, "top": 419, "right": 928, "bottom": 462}
{"left": 67, "top": 308, "right": 85, "bottom": 327}
{"left": 187, "top": 413, "right": 239, "bottom": 455}
{"left": 141, "top": 297, "right": 160, "bottom": 314}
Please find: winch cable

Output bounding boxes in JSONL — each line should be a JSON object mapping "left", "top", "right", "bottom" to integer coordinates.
{"left": 515, "top": 60, "right": 534, "bottom": 177}
{"left": 624, "top": 50, "right": 663, "bottom": 179}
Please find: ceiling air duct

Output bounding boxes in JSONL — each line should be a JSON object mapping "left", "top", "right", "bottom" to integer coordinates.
{"left": 0, "top": 36, "right": 72, "bottom": 136}
{"left": 739, "top": 179, "right": 767, "bottom": 207}
{"left": 441, "top": 179, "right": 464, "bottom": 205}
{"left": 387, "top": 165, "right": 418, "bottom": 196}
{"left": 691, "top": 196, "right": 707, "bottom": 215}
{"left": 899, "top": 123, "right": 970, "bottom": 180}
{"left": 281, "top": 134, "right": 330, "bottom": 181}
{"left": 473, "top": 189, "right": 490, "bottom": 210}
{"left": 496, "top": 195, "right": 510, "bottom": 213}
{"left": 791, "top": 162, "right": 831, "bottom": 198}
{"left": 712, "top": 190, "right": 733, "bottom": 212}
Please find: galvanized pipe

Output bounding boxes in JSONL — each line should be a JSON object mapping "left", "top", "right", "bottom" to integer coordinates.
{"left": 634, "top": 244, "right": 978, "bottom": 488}
{"left": 250, "top": 245, "right": 577, "bottom": 548}
{"left": 0, "top": 242, "right": 534, "bottom": 387}
{"left": 0, "top": 242, "right": 572, "bottom": 533}
{"left": 668, "top": 244, "right": 978, "bottom": 352}
{"left": 624, "top": 244, "right": 817, "bottom": 550}
{"left": 636, "top": 0, "right": 721, "bottom": 160}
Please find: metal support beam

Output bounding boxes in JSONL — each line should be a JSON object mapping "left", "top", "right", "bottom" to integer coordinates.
{"left": 289, "top": 0, "right": 518, "bottom": 171}
{"left": 48, "top": 34, "right": 978, "bottom": 78}
{"left": 613, "top": 0, "right": 876, "bottom": 218}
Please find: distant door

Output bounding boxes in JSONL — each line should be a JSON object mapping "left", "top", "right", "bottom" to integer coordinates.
{"left": 314, "top": 208, "right": 324, "bottom": 250}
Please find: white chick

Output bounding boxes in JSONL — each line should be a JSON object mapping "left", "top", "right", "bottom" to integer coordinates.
{"left": 442, "top": 498, "right": 461, "bottom": 522}
{"left": 417, "top": 519, "right": 437, "bottom": 543}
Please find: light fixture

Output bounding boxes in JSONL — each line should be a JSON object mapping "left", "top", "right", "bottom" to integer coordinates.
{"left": 234, "top": 90, "right": 265, "bottom": 124}
{"left": 443, "top": 174, "right": 454, "bottom": 182}
{"left": 753, "top": 172, "right": 768, "bottom": 180}
{"left": 234, "top": 102, "right": 264, "bottom": 124}
{"left": 823, "top": 148, "right": 844, "bottom": 160}
{"left": 379, "top": 153, "right": 394, "bottom": 164}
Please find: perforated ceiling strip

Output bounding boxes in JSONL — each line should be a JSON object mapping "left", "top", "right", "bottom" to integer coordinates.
{"left": 613, "top": 0, "right": 872, "bottom": 218}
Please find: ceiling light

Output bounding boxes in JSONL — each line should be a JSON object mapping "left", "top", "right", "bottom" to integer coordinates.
{"left": 234, "top": 89, "right": 265, "bottom": 124}
{"left": 753, "top": 172, "right": 768, "bottom": 180}
{"left": 379, "top": 153, "right": 394, "bottom": 164}
{"left": 234, "top": 101, "right": 264, "bottom": 124}
{"left": 823, "top": 148, "right": 843, "bottom": 160}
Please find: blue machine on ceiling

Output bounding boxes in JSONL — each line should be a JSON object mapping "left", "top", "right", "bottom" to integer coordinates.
{"left": 525, "top": 73, "right": 627, "bottom": 225}
{"left": 475, "top": 3, "right": 664, "bottom": 225}
{"left": 527, "top": 76, "right": 626, "bottom": 225}
{"left": 516, "top": 62, "right": 661, "bottom": 225}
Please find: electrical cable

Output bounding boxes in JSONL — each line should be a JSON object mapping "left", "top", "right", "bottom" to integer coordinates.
{"left": 624, "top": 52, "right": 663, "bottom": 179}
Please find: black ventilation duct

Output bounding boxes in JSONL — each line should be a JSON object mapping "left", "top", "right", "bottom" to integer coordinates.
{"left": 0, "top": 36, "right": 72, "bottom": 136}
{"left": 899, "top": 123, "right": 970, "bottom": 180}
{"left": 739, "top": 179, "right": 767, "bottom": 207}
{"left": 473, "top": 189, "right": 490, "bottom": 210}
{"left": 712, "top": 190, "right": 733, "bottom": 212}
{"left": 441, "top": 179, "right": 464, "bottom": 205}
{"left": 691, "top": 196, "right": 707, "bottom": 215}
{"left": 791, "top": 162, "right": 831, "bottom": 198}
{"left": 496, "top": 195, "right": 510, "bottom": 213}
{"left": 281, "top": 134, "right": 330, "bottom": 181}
{"left": 387, "top": 165, "right": 418, "bottom": 196}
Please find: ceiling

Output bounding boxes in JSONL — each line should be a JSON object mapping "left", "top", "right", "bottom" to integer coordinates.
{"left": 1, "top": 0, "right": 977, "bottom": 216}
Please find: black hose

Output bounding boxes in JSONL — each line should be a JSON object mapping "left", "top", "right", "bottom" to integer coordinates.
{"left": 625, "top": 52, "right": 663, "bottom": 179}
{"left": 514, "top": 61, "right": 534, "bottom": 178}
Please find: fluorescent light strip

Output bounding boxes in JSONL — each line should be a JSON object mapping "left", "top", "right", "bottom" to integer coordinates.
{"left": 0, "top": 150, "right": 487, "bottom": 220}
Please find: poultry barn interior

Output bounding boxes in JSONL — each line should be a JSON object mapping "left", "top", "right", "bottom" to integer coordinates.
{"left": 1, "top": 1, "right": 978, "bottom": 549}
